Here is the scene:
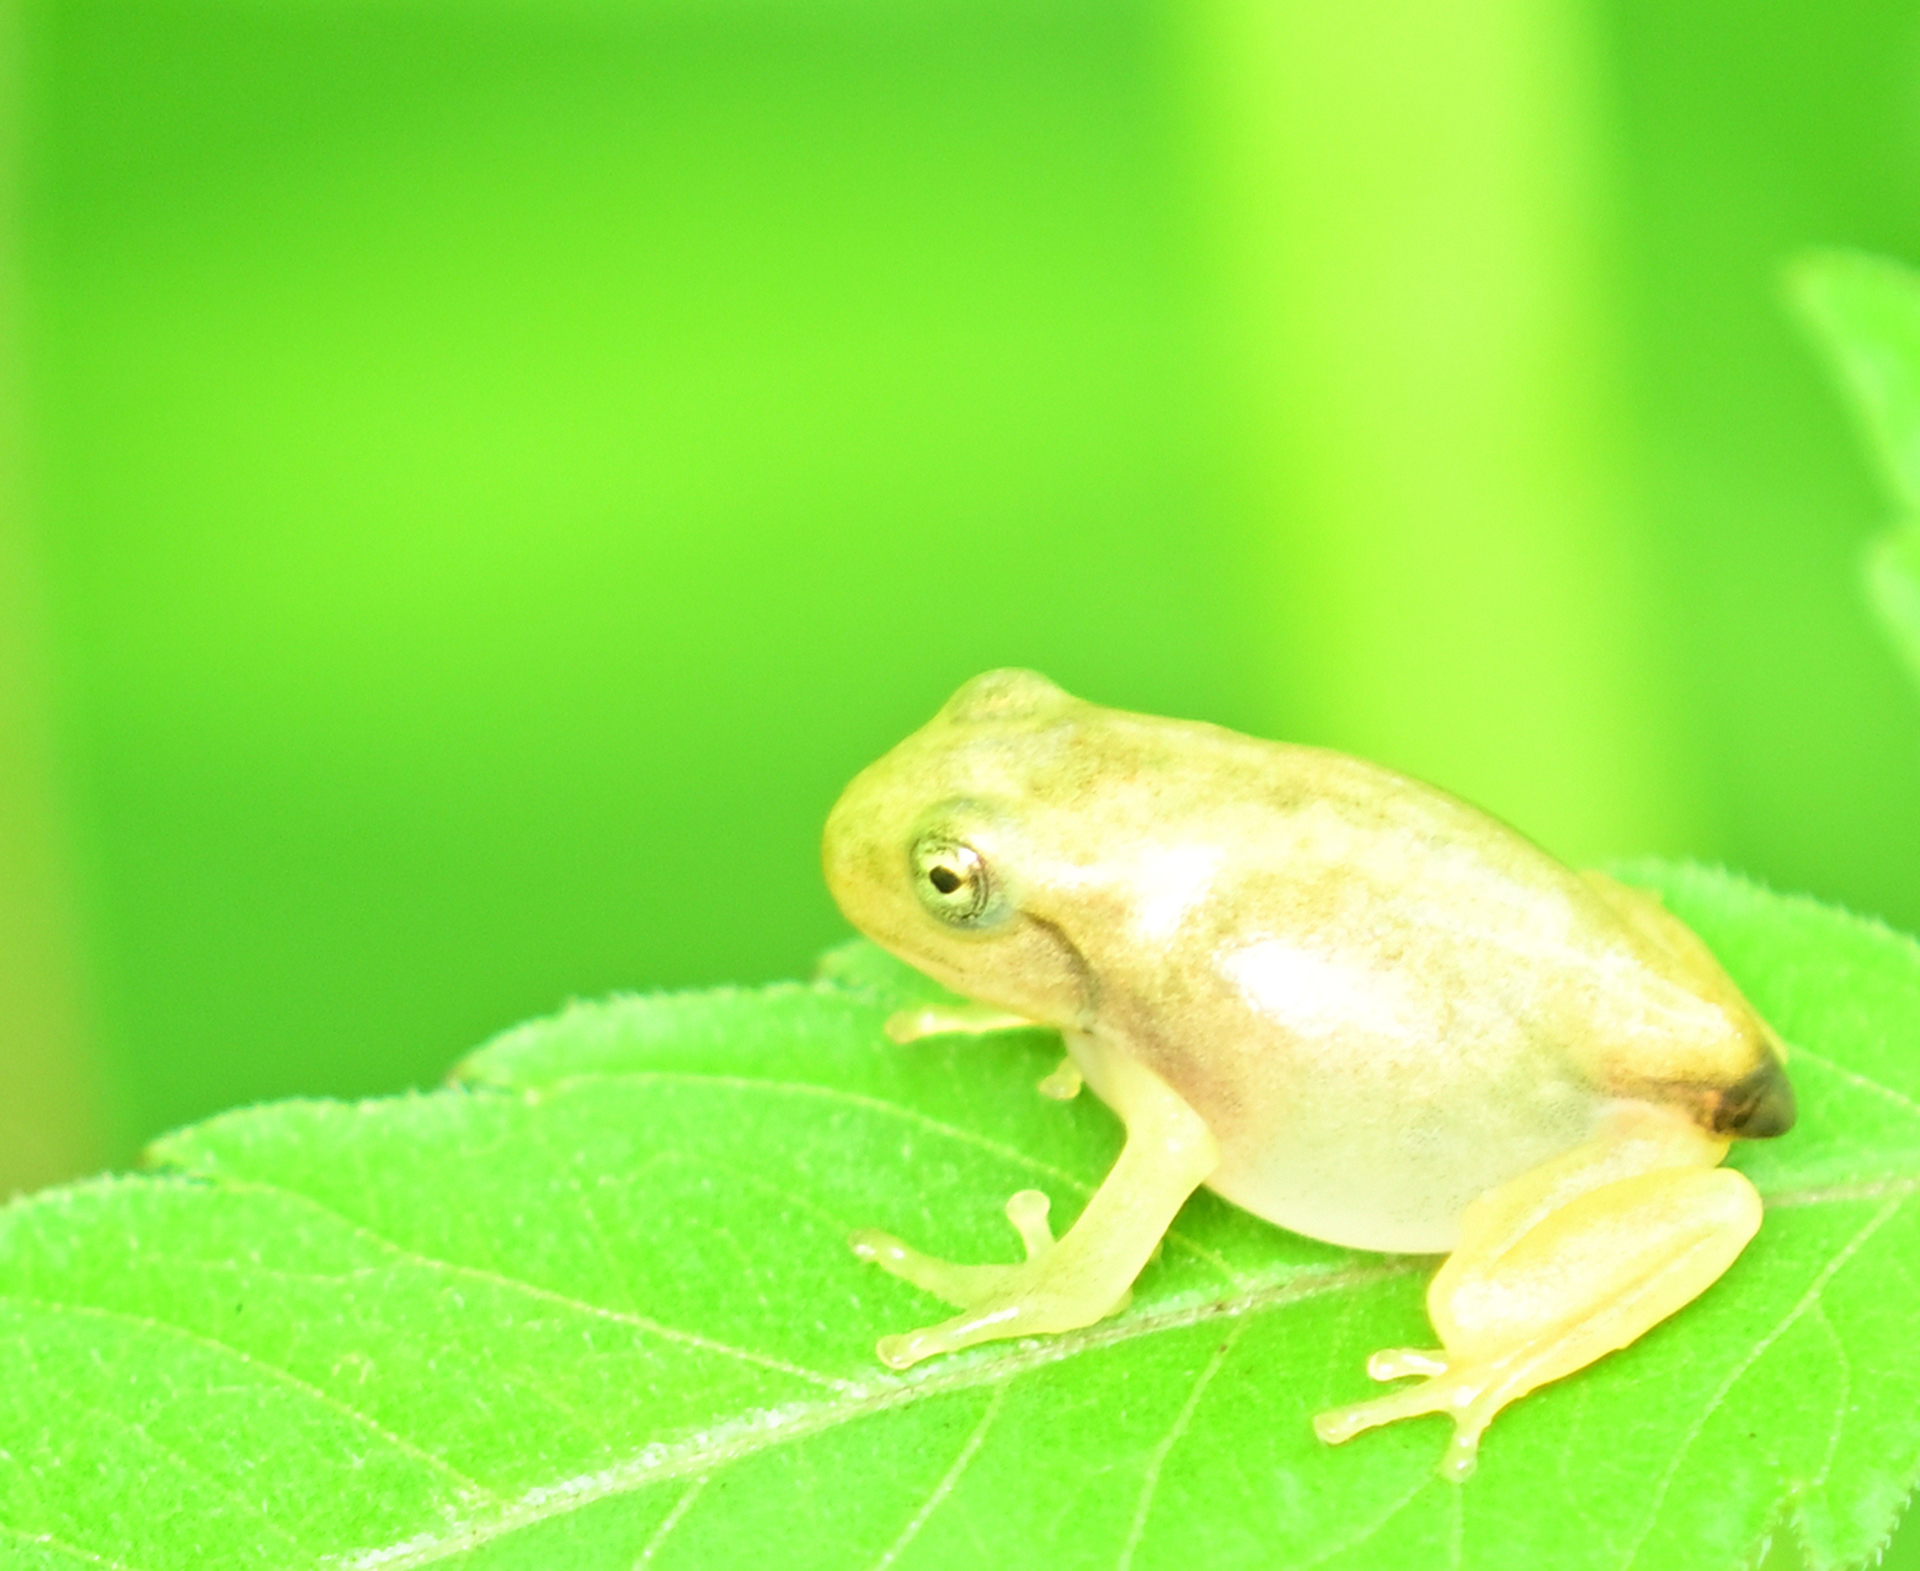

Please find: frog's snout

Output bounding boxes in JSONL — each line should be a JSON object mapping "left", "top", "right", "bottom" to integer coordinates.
{"left": 820, "top": 774, "right": 885, "bottom": 920}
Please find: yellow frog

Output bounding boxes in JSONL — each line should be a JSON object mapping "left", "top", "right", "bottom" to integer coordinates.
{"left": 821, "top": 670, "right": 1792, "bottom": 1479}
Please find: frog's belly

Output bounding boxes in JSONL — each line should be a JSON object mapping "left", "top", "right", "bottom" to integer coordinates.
{"left": 1205, "top": 1067, "right": 1597, "bottom": 1252}
{"left": 1196, "top": 1041, "right": 1601, "bottom": 1254}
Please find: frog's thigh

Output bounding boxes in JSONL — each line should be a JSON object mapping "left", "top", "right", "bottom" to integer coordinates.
{"left": 851, "top": 1045, "right": 1218, "bottom": 1369}
{"left": 1315, "top": 1108, "right": 1761, "bottom": 1480}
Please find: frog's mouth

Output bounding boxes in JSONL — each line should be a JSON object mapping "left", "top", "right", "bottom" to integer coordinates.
{"left": 850, "top": 901, "right": 1100, "bottom": 1038}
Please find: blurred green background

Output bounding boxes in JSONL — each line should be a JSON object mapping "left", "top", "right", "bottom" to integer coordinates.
{"left": 3, "top": 0, "right": 1920, "bottom": 1204}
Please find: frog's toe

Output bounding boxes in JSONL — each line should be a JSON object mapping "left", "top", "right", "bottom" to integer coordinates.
{"left": 851, "top": 1191, "right": 1058, "bottom": 1311}
{"left": 872, "top": 1276, "right": 1123, "bottom": 1369}
{"left": 1314, "top": 1353, "right": 1529, "bottom": 1480}
{"left": 850, "top": 1231, "right": 1025, "bottom": 1308}
{"left": 1001, "top": 1189, "right": 1056, "bottom": 1257}
{"left": 874, "top": 1316, "right": 999, "bottom": 1370}
{"left": 1366, "top": 1347, "right": 1449, "bottom": 1381}
{"left": 853, "top": 1189, "right": 1133, "bottom": 1367}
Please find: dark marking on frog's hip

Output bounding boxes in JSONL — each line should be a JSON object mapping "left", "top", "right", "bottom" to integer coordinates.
{"left": 1708, "top": 1058, "right": 1796, "bottom": 1139}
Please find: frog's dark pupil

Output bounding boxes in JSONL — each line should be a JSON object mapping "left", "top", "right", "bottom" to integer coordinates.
{"left": 929, "top": 865, "right": 962, "bottom": 895}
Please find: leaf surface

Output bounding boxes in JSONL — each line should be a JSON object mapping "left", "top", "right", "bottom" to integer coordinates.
{"left": 1793, "top": 249, "right": 1920, "bottom": 690}
{"left": 2, "top": 864, "right": 1918, "bottom": 1569}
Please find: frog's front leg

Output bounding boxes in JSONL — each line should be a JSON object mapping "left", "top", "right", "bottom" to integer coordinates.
{"left": 1314, "top": 1105, "right": 1762, "bottom": 1480}
{"left": 883, "top": 1000, "right": 1037, "bottom": 1044}
{"left": 883, "top": 1000, "right": 1084, "bottom": 1099}
{"left": 851, "top": 1043, "right": 1218, "bottom": 1369}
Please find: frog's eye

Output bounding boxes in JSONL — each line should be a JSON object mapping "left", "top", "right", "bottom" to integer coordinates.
{"left": 909, "top": 834, "right": 1001, "bottom": 926}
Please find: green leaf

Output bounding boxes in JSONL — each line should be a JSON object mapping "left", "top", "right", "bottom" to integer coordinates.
{"left": 1790, "top": 249, "right": 1920, "bottom": 690}
{"left": 2, "top": 864, "right": 1918, "bottom": 1569}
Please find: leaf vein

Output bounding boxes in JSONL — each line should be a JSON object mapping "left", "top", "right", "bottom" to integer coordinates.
{"left": 1790, "top": 1045, "right": 1920, "bottom": 1120}
{"left": 1114, "top": 1320, "right": 1244, "bottom": 1571}
{"left": 534, "top": 1073, "right": 1094, "bottom": 1193}
{"left": 0, "top": 1294, "right": 495, "bottom": 1506}
{"left": 208, "top": 1180, "right": 860, "bottom": 1393}
{"left": 869, "top": 1382, "right": 1007, "bottom": 1570}
{"left": 0, "top": 1522, "right": 147, "bottom": 1571}
{"left": 1768, "top": 1174, "right": 1920, "bottom": 1208}
{"left": 56, "top": 1393, "right": 306, "bottom": 1553}
{"left": 1293, "top": 1473, "right": 1433, "bottom": 1569}
{"left": 633, "top": 1475, "right": 708, "bottom": 1567}
{"left": 1617, "top": 1193, "right": 1906, "bottom": 1569}
{"left": 526, "top": 1112, "right": 647, "bottom": 1320}
{"left": 1808, "top": 1300, "right": 1851, "bottom": 1495}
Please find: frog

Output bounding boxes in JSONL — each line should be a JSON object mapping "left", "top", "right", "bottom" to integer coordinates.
{"left": 821, "top": 669, "right": 1794, "bottom": 1479}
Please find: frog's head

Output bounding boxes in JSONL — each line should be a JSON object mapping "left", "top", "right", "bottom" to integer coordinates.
{"left": 822, "top": 669, "right": 1100, "bottom": 1025}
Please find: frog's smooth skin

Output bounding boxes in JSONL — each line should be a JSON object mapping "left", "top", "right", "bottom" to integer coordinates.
{"left": 821, "top": 670, "right": 1794, "bottom": 1479}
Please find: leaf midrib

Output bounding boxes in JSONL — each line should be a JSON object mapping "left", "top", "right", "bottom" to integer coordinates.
{"left": 325, "top": 1255, "right": 1424, "bottom": 1571}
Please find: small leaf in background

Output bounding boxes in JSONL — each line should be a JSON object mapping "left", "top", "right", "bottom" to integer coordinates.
{"left": 1, "top": 864, "right": 1918, "bottom": 1569}
{"left": 1790, "top": 250, "right": 1920, "bottom": 693}
{"left": 1865, "top": 523, "right": 1920, "bottom": 695}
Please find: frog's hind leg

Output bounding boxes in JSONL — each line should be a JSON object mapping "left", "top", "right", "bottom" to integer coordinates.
{"left": 1314, "top": 1106, "right": 1761, "bottom": 1480}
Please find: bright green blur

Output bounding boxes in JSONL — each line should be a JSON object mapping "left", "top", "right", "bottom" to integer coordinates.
{"left": 12, "top": 0, "right": 1920, "bottom": 1185}
{"left": 1182, "top": 0, "right": 1690, "bottom": 866}
{"left": 22, "top": 0, "right": 1256, "bottom": 1152}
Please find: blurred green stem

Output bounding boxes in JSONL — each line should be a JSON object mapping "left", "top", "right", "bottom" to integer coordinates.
{"left": 1864, "top": 523, "right": 1920, "bottom": 697}
{"left": 1177, "top": 0, "right": 1696, "bottom": 862}
{"left": 0, "top": 0, "right": 102, "bottom": 1192}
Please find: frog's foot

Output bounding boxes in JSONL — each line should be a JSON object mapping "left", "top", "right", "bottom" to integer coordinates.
{"left": 851, "top": 1189, "right": 1058, "bottom": 1313}
{"left": 1314, "top": 1347, "right": 1533, "bottom": 1482}
{"left": 852, "top": 1190, "right": 1133, "bottom": 1368}
{"left": 1313, "top": 1107, "right": 1763, "bottom": 1480}
{"left": 850, "top": 1045, "right": 1219, "bottom": 1371}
